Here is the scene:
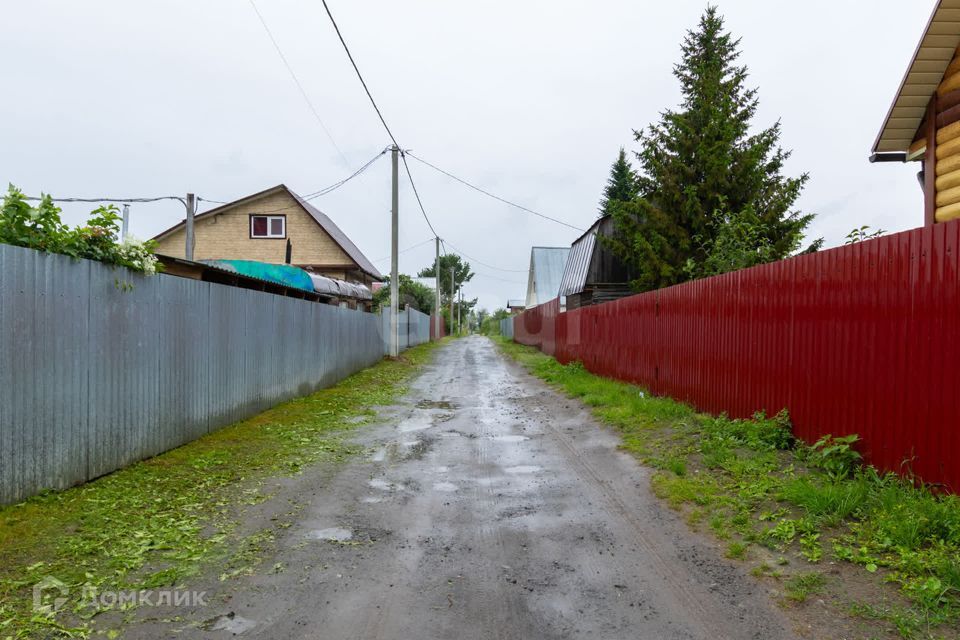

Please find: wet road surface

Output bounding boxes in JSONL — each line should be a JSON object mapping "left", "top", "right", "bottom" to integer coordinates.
{"left": 129, "top": 336, "right": 798, "bottom": 639}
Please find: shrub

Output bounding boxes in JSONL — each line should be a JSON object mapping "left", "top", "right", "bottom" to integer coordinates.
{"left": 0, "top": 185, "right": 159, "bottom": 274}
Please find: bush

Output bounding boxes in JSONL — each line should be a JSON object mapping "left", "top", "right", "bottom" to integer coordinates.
{"left": 0, "top": 185, "right": 159, "bottom": 274}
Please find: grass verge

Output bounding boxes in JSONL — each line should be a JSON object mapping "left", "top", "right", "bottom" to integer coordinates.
{"left": 0, "top": 340, "right": 441, "bottom": 639}
{"left": 495, "top": 337, "right": 960, "bottom": 640}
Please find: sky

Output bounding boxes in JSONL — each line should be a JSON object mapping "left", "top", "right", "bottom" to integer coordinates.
{"left": 1, "top": 0, "right": 935, "bottom": 312}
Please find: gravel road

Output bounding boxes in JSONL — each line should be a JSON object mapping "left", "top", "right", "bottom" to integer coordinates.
{"left": 127, "top": 336, "right": 799, "bottom": 639}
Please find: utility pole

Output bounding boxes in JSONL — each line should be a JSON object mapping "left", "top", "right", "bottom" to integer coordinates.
{"left": 185, "top": 193, "right": 196, "bottom": 261}
{"left": 458, "top": 288, "right": 462, "bottom": 334}
{"left": 450, "top": 266, "right": 455, "bottom": 337}
{"left": 121, "top": 204, "right": 130, "bottom": 242}
{"left": 434, "top": 237, "right": 441, "bottom": 339}
{"left": 389, "top": 145, "right": 400, "bottom": 358}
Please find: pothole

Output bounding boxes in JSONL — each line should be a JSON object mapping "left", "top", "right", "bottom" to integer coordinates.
{"left": 307, "top": 527, "right": 353, "bottom": 542}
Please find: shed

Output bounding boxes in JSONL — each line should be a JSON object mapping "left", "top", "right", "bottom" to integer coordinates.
{"left": 872, "top": 0, "right": 960, "bottom": 225}
{"left": 558, "top": 215, "right": 634, "bottom": 310}
{"left": 524, "top": 247, "right": 570, "bottom": 308}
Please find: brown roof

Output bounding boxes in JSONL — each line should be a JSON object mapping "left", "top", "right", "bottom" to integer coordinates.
{"left": 873, "top": 0, "right": 960, "bottom": 154}
{"left": 152, "top": 184, "right": 383, "bottom": 280}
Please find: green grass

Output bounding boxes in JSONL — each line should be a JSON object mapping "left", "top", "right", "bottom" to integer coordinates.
{"left": 785, "top": 571, "right": 826, "bottom": 602}
{"left": 495, "top": 336, "right": 960, "bottom": 639}
{"left": 0, "top": 340, "right": 441, "bottom": 639}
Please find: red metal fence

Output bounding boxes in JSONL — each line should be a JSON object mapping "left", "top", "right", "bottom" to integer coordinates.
{"left": 514, "top": 221, "right": 960, "bottom": 490}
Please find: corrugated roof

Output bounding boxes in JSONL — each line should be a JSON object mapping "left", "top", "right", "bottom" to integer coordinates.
{"left": 558, "top": 218, "right": 602, "bottom": 297}
{"left": 152, "top": 184, "right": 383, "bottom": 280}
{"left": 874, "top": 0, "right": 960, "bottom": 154}
{"left": 525, "top": 247, "right": 570, "bottom": 308}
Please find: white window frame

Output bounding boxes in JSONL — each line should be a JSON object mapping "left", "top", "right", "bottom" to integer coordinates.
{"left": 250, "top": 215, "right": 286, "bottom": 239}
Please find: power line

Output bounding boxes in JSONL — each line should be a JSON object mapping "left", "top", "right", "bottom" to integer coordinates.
{"left": 405, "top": 152, "right": 585, "bottom": 232}
{"left": 442, "top": 239, "right": 528, "bottom": 273}
{"left": 26, "top": 195, "right": 183, "bottom": 204}
{"left": 196, "top": 148, "right": 389, "bottom": 214}
{"left": 317, "top": 1, "right": 441, "bottom": 238}
{"left": 319, "top": 0, "right": 399, "bottom": 148}
{"left": 400, "top": 152, "right": 440, "bottom": 238}
{"left": 371, "top": 237, "right": 435, "bottom": 263}
{"left": 248, "top": 0, "right": 351, "bottom": 167}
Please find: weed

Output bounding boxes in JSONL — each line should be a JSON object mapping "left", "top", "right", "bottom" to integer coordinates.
{"left": 785, "top": 572, "right": 826, "bottom": 602}
{"left": 805, "top": 434, "right": 862, "bottom": 480}
{"left": 726, "top": 541, "right": 748, "bottom": 559}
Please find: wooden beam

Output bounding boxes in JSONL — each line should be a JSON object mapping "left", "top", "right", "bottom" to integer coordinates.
{"left": 926, "top": 96, "right": 938, "bottom": 227}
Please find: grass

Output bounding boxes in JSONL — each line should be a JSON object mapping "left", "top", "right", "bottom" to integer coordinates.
{"left": 495, "top": 336, "right": 960, "bottom": 639}
{"left": 0, "top": 340, "right": 441, "bottom": 639}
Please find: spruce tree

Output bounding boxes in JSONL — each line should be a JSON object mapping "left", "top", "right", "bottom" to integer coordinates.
{"left": 609, "top": 6, "right": 818, "bottom": 290}
{"left": 598, "top": 148, "right": 637, "bottom": 217}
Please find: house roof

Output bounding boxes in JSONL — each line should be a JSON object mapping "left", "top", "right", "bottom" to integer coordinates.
{"left": 873, "top": 0, "right": 960, "bottom": 154}
{"left": 152, "top": 184, "right": 383, "bottom": 280}
{"left": 525, "top": 246, "right": 570, "bottom": 308}
{"left": 558, "top": 217, "right": 603, "bottom": 298}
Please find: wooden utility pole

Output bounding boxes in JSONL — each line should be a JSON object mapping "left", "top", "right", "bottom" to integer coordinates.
{"left": 185, "top": 193, "right": 196, "bottom": 261}
{"left": 389, "top": 145, "right": 400, "bottom": 358}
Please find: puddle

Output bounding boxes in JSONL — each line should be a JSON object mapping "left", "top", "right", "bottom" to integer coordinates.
{"left": 489, "top": 435, "right": 529, "bottom": 443}
{"left": 402, "top": 440, "right": 421, "bottom": 447}
{"left": 370, "top": 448, "right": 387, "bottom": 462}
{"left": 308, "top": 527, "right": 353, "bottom": 542}
{"left": 361, "top": 496, "right": 384, "bottom": 503}
{"left": 504, "top": 465, "right": 542, "bottom": 474}
{"left": 416, "top": 399, "right": 457, "bottom": 410}
{"left": 434, "top": 466, "right": 450, "bottom": 474}
{"left": 207, "top": 613, "right": 256, "bottom": 634}
{"left": 397, "top": 417, "right": 432, "bottom": 433}
{"left": 433, "top": 481, "right": 459, "bottom": 492}
{"left": 369, "top": 478, "right": 396, "bottom": 491}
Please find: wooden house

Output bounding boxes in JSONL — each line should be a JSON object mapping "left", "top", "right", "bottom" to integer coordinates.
{"left": 873, "top": 0, "right": 960, "bottom": 225}
{"left": 558, "top": 215, "right": 634, "bottom": 310}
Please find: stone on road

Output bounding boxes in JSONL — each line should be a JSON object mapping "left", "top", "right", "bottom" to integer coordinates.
{"left": 132, "top": 336, "right": 798, "bottom": 639}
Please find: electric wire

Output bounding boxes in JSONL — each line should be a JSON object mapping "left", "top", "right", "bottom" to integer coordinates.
{"left": 405, "top": 152, "right": 585, "bottom": 232}
{"left": 319, "top": 0, "right": 399, "bottom": 148}
{"left": 371, "top": 236, "right": 435, "bottom": 263}
{"left": 442, "top": 239, "right": 528, "bottom": 273}
{"left": 248, "top": 0, "right": 351, "bottom": 167}
{"left": 400, "top": 152, "right": 439, "bottom": 238}
{"left": 25, "top": 195, "right": 183, "bottom": 204}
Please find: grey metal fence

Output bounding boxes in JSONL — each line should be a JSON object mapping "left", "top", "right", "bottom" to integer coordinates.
{"left": 500, "top": 317, "right": 514, "bottom": 339}
{"left": 0, "top": 244, "right": 411, "bottom": 505}
{"left": 380, "top": 307, "right": 432, "bottom": 353}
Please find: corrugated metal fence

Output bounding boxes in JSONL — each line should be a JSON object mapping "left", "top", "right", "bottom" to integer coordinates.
{"left": 500, "top": 317, "right": 514, "bottom": 339}
{"left": 513, "top": 221, "right": 960, "bottom": 490}
{"left": 380, "top": 307, "right": 433, "bottom": 352}
{"left": 0, "top": 244, "right": 425, "bottom": 505}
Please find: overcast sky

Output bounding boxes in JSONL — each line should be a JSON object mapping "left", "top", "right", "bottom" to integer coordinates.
{"left": 1, "top": 0, "right": 934, "bottom": 311}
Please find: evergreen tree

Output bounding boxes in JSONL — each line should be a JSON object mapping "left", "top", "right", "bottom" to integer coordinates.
{"left": 598, "top": 148, "right": 637, "bottom": 217}
{"left": 609, "top": 6, "right": 819, "bottom": 290}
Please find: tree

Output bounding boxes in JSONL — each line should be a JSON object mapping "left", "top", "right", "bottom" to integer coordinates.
{"left": 598, "top": 148, "right": 637, "bottom": 217}
{"left": 608, "top": 6, "right": 818, "bottom": 290}
{"left": 417, "top": 254, "right": 474, "bottom": 305}
{"left": 372, "top": 274, "right": 435, "bottom": 312}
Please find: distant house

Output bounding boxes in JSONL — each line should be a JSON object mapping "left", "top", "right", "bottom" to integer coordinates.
{"left": 524, "top": 247, "right": 570, "bottom": 308}
{"left": 153, "top": 184, "right": 383, "bottom": 288}
{"left": 558, "top": 215, "right": 634, "bottom": 310}
{"left": 872, "top": 1, "right": 960, "bottom": 226}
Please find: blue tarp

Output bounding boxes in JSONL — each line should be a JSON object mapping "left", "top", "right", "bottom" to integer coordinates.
{"left": 202, "top": 260, "right": 315, "bottom": 293}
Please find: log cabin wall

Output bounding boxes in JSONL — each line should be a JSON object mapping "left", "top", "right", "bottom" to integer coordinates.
{"left": 910, "top": 46, "right": 960, "bottom": 224}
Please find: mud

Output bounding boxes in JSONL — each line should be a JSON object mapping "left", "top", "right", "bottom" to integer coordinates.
{"left": 123, "top": 336, "right": 799, "bottom": 639}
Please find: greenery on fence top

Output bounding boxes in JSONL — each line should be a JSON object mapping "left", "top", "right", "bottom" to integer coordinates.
{"left": 1, "top": 185, "right": 159, "bottom": 274}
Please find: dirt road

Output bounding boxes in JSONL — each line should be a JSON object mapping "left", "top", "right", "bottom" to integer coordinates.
{"left": 129, "top": 336, "right": 798, "bottom": 639}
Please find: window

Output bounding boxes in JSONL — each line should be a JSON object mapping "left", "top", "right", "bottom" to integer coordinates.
{"left": 250, "top": 215, "right": 286, "bottom": 239}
